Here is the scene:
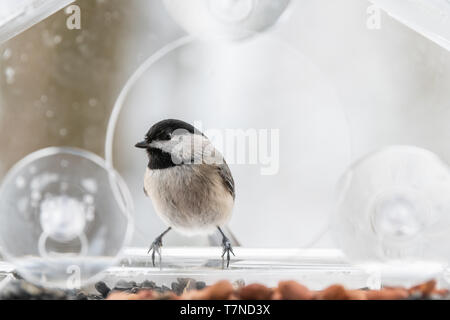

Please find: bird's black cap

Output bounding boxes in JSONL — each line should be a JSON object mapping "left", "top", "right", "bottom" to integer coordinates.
{"left": 135, "top": 119, "right": 200, "bottom": 149}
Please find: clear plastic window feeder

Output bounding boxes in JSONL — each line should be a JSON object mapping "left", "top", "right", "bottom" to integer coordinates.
{"left": 1, "top": 0, "right": 450, "bottom": 297}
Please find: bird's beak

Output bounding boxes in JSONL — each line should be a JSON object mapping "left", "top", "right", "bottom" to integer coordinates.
{"left": 135, "top": 141, "right": 149, "bottom": 149}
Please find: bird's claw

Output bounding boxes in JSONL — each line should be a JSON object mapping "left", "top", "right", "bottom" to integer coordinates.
{"left": 147, "top": 227, "right": 172, "bottom": 267}
{"left": 148, "top": 236, "right": 163, "bottom": 267}
{"left": 221, "top": 238, "right": 234, "bottom": 268}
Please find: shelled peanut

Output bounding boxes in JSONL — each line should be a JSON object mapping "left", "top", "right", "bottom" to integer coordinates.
{"left": 107, "top": 279, "right": 448, "bottom": 300}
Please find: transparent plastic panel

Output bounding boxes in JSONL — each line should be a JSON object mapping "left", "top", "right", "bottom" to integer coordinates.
{"left": 371, "top": 0, "right": 450, "bottom": 51}
{"left": 103, "top": 247, "right": 372, "bottom": 291}
{"left": 0, "top": 0, "right": 75, "bottom": 44}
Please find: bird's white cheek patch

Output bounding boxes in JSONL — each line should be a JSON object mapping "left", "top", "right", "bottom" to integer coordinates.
{"left": 150, "top": 134, "right": 224, "bottom": 165}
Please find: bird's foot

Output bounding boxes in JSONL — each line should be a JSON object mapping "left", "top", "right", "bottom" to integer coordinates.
{"left": 221, "top": 237, "right": 235, "bottom": 268}
{"left": 148, "top": 236, "right": 163, "bottom": 267}
{"left": 147, "top": 227, "right": 171, "bottom": 267}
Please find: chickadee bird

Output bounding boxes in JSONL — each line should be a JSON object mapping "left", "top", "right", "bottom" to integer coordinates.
{"left": 135, "top": 119, "right": 235, "bottom": 267}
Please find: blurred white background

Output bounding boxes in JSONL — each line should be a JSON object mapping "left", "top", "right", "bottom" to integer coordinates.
{"left": 1, "top": 0, "right": 450, "bottom": 249}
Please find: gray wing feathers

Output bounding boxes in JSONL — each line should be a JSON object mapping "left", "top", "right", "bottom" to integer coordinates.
{"left": 143, "top": 186, "right": 148, "bottom": 197}
{"left": 217, "top": 162, "right": 235, "bottom": 200}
